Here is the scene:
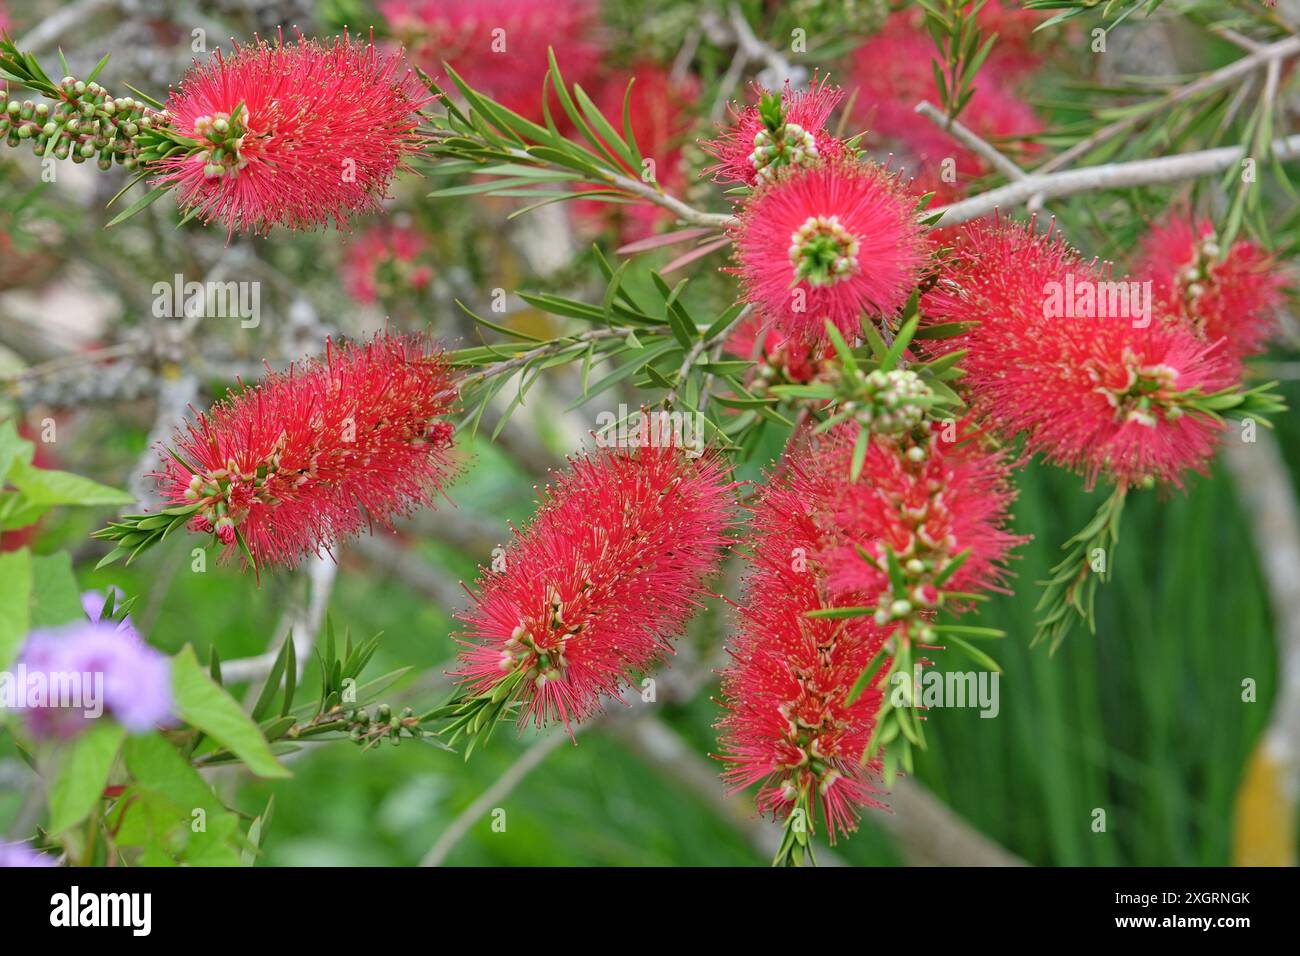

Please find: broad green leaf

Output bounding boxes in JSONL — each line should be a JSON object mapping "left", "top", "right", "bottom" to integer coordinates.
{"left": 171, "top": 646, "right": 290, "bottom": 779}
{"left": 7, "top": 459, "right": 133, "bottom": 507}
{"left": 0, "top": 548, "right": 33, "bottom": 671}
{"left": 117, "top": 732, "right": 242, "bottom": 866}
{"left": 0, "top": 419, "right": 35, "bottom": 483}
{"left": 48, "top": 722, "right": 125, "bottom": 834}
{"left": 30, "top": 552, "right": 85, "bottom": 628}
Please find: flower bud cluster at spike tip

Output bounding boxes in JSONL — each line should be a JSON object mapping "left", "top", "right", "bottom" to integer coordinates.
{"left": 451, "top": 442, "right": 736, "bottom": 733}
{"left": 703, "top": 76, "right": 847, "bottom": 187}
{"left": 1135, "top": 215, "right": 1284, "bottom": 379}
{"left": 837, "top": 369, "right": 933, "bottom": 435}
{"left": 0, "top": 80, "right": 161, "bottom": 169}
{"left": 152, "top": 28, "right": 430, "bottom": 235}
{"left": 920, "top": 220, "right": 1228, "bottom": 490}
{"left": 730, "top": 159, "right": 926, "bottom": 340}
{"left": 716, "top": 448, "right": 892, "bottom": 850}
{"left": 154, "top": 332, "right": 459, "bottom": 571}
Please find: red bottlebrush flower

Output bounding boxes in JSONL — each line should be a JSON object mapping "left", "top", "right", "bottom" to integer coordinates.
{"left": 153, "top": 30, "right": 429, "bottom": 235}
{"left": 848, "top": 13, "right": 1043, "bottom": 201}
{"left": 342, "top": 222, "right": 435, "bottom": 304}
{"left": 730, "top": 159, "right": 926, "bottom": 338}
{"left": 573, "top": 64, "right": 701, "bottom": 241}
{"left": 922, "top": 220, "right": 1228, "bottom": 489}
{"left": 1135, "top": 216, "right": 1283, "bottom": 376}
{"left": 155, "top": 332, "right": 459, "bottom": 570}
{"left": 716, "top": 450, "right": 891, "bottom": 845}
{"left": 704, "top": 76, "right": 846, "bottom": 187}
{"left": 380, "top": 0, "right": 601, "bottom": 123}
{"left": 811, "top": 421, "right": 1024, "bottom": 609}
{"left": 452, "top": 439, "right": 734, "bottom": 731}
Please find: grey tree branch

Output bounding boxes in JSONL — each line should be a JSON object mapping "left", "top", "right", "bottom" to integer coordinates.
{"left": 1037, "top": 35, "right": 1300, "bottom": 175}
{"left": 931, "top": 133, "right": 1300, "bottom": 226}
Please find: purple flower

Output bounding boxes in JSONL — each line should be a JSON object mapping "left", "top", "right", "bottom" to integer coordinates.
{"left": 0, "top": 842, "right": 57, "bottom": 867}
{"left": 8, "top": 604, "right": 172, "bottom": 738}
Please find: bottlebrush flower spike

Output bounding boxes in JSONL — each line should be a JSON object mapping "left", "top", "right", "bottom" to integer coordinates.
{"left": 730, "top": 159, "right": 926, "bottom": 339}
{"left": 95, "top": 333, "right": 459, "bottom": 571}
{"left": 1135, "top": 216, "right": 1283, "bottom": 376}
{"left": 922, "top": 220, "right": 1228, "bottom": 490}
{"left": 439, "top": 436, "right": 734, "bottom": 750}
{"left": 716, "top": 449, "right": 891, "bottom": 864}
{"left": 152, "top": 29, "right": 429, "bottom": 235}
{"left": 704, "top": 76, "right": 846, "bottom": 186}
{"left": 812, "top": 420, "right": 1024, "bottom": 618}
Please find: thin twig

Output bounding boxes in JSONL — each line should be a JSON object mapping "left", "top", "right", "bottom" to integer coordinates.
{"left": 915, "top": 101, "right": 1027, "bottom": 181}
{"left": 420, "top": 730, "right": 574, "bottom": 867}
{"left": 664, "top": 304, "right": 752, "bottom": 409}
{"left": 456, "top": 326, "right": 629, "bottom": 390}
{"left": 222, "top": 552, "right": 338, "bottom": 684}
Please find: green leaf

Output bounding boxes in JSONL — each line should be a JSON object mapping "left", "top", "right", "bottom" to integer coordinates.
{"left": 7, "top": 459, "right": 133, "bottom": 507}
{"left": 0, "top": 548, "right": 33, "bottom": 671}
{"left": 105, "top": 183, "right": 171, "bottom": 227}
{"left": 48, "top": 722, "right": 125, "bottom": 834}
{"left": 30, "top": 552, "right": 85, "bottom": 628}
{"left": 117, "top": 732, "right": 242, "bottom": 866}
{"left": 0, "top": 419, "right": 35, "bottom": 483}
{"left": 171, "top": 646, "right": 290, "bottom": 779}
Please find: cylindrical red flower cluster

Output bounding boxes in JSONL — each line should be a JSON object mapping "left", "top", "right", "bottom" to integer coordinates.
{"left": 717, "top": 420, "right": 1022, "bottom": 841}
{"left": 848, "top": 8, "right": 1045, "bottom": 204}
{"left": 154, "top": 30, "right": 429, "bottom": 234}
{"left": 717, "top": 443, "right": 890, "bottom": 844}
{"left": 156, "top": 332, "right": 459, "bottom": 569}
{"left": 452, "top": 440, "right": 735, "bottom": 730}
{"left": 730, "top": 159, "right": 927, "bottom": 339}
{"left": 814, "top": 420, "right": 1024, "bottom": 616}
{"left": 922, "top": 220, "right": 1228, "bottom": 489}
{"left": 1135, "top": 215, "right": 1282, "bottom": 379}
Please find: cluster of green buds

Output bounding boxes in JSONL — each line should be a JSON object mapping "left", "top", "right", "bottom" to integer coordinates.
{"left": 340, "top": 703, "right": 422, "bottom": 749}
{"left": 751, "top": 121, "right": 819, "bottom": 183}
{"left": 192, "top": 108, "right": 252, "bottom": 179}
{"left": 1173, "top": 230, "right": 1222, "bottom": 324}
{"left": 0, "top": 79, "right": 161, "bottom": 170}
{"left": 789, "top": 214, "right": 860, "bottom": 286}
{"left": 837, "top": 368, "right": 934, "bottom": 435}
{"left": 752, "top": 89, "right": 821, "bottom": 184}
{"left": 1098, "top": 350, "right": 1182, "bottom": 428}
